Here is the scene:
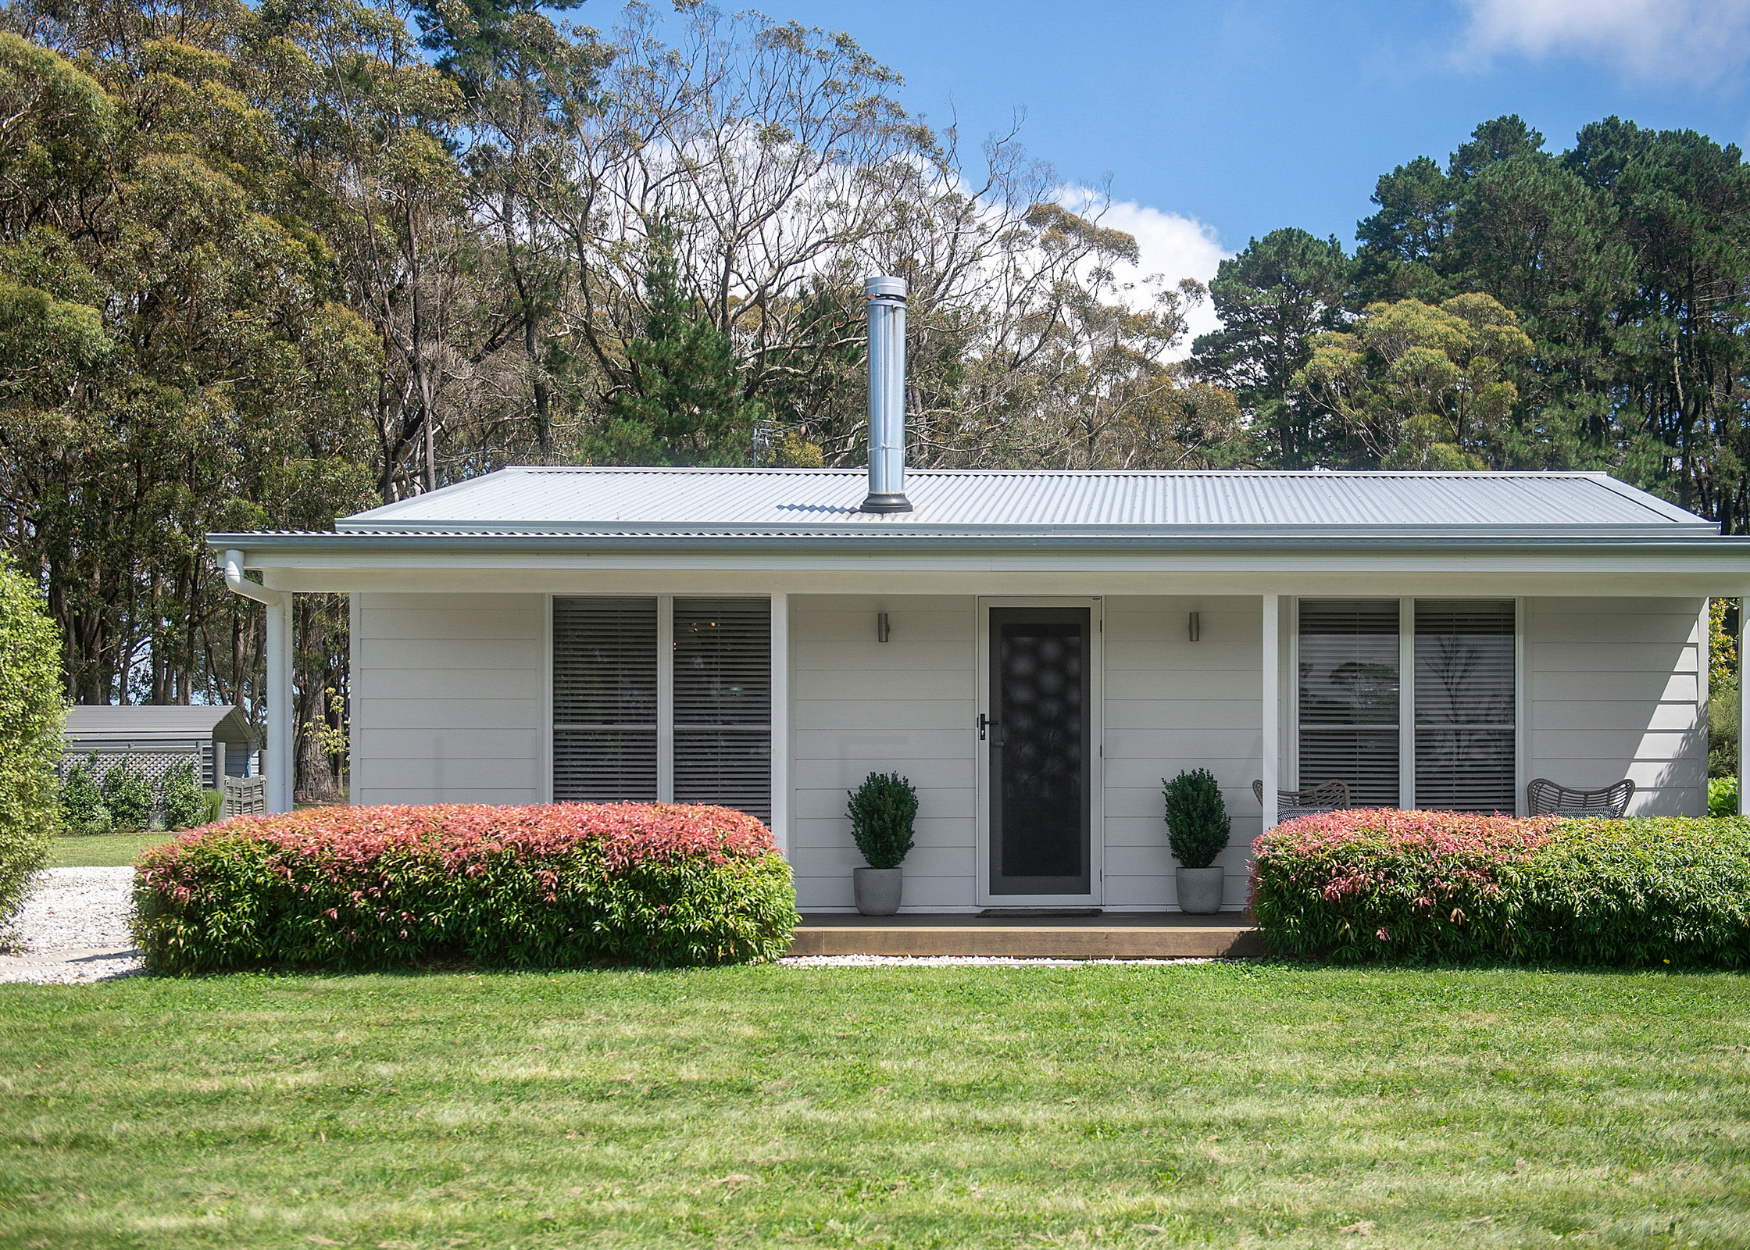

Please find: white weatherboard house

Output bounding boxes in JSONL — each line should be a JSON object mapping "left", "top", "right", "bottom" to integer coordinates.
{"left": 213, "top": 280, "right": 1750, "bottom": 914}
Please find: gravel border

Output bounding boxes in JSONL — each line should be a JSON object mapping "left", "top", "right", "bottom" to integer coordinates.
{"left": 0, "top": 867, "right": 142, "bottom": 985}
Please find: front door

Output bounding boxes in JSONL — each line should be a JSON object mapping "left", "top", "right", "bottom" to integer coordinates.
{"left": 979, "top": 602, "right": 1101, "bottom": 903}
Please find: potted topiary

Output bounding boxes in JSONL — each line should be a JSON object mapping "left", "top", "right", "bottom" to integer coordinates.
{"left": 1163, "top": 768, "right": 1230, "bottom": 914}
{"left": 846, "top": 771, "right": 918, "bottom": 916}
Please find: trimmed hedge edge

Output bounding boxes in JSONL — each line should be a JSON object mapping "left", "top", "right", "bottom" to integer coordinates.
{"left": 1250, "top": 809, "right": 1750, "bottom": 968}
{"left": 133, "top": 802, "right": 799, "bottom": 973}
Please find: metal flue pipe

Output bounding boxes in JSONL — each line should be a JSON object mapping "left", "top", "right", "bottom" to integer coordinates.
{"left": 860, "top": 275, "right": 911, "bottom": 514}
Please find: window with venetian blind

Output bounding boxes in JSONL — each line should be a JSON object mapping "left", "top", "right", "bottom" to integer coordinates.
{"left": 551, "top": 596, "right": 771, "bottom": 821}
{"left": 1296, "top": 598, "right": 1517, "bottom": 812}
{"left": 1414, "top": 600, "right": 1515, "bottom": 813}
{"left": 1298, "top": 599, "right": 1402, "bottom": 807}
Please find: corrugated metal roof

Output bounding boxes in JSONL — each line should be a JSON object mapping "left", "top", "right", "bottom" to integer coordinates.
{"left": 333, "top": 467, "right": 1710, "bottom": 534}
{"left": 64, "top": 705, "right": 256, "bottom": 743}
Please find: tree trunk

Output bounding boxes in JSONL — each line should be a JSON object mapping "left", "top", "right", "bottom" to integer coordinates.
{"left": 295, "top": 687, "right": 342, "bottom": 805}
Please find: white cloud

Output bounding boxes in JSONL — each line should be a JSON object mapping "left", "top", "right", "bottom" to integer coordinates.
{"left": 1056, "top": 187, "right": 1232, "bottom": 359}
{"left": 1459, "top": 0, "right": 1750, "bottom": 85}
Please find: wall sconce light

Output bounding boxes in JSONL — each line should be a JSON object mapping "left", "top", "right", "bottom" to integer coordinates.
{"left": 878, "top": 611, "right": 891, "bottom": 643}
{"left": 1188, "top": 611, "right": 1201, "bottom": 642}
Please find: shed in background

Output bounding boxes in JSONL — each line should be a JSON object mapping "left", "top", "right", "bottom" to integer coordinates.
{"left": 63, "top": 705, "right": 258, "bottom": 789}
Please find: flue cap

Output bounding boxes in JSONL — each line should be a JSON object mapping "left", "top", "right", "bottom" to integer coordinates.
{"left": 864, "top": 275, "right": 908, "bottom": 300}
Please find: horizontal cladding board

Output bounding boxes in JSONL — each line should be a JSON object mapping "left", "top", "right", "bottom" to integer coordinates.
{"left": 791, "top": 846, "right": 976, "bottom": 876}
{"left": 1096, "top": 670, "right": 1263, "bottom": 701}
{"left": 353, "top": 699, "right": 545, "bottom": 731}
{"left": 359, "top": 592, "right": 542, "bottom": 613}
{"left": 1105, "top": 728, "right": 1263, "bottom": 758}
{"left": 1104, "top": 759, "right": 1260, "bottom": 792}
{"left": 1103, "top": 700, "right": 1266, "bottom": 731}
{"left": 793, "top": 670, "right": 974, "bottom": 702}
{"left": 1105, "top": 786, "right": 1260, "bottom": 821}
{"left": 794, "top": 640, "right": 976, "bottom": 671}
{"left": 1531, "top": 671, "right": 1698, "bottom": 703}
{"left": 355, "top": 787, "right": 543, "bottom": 805}
{"left": 1529, "top": 729, "right": 1702, "bottom": 759}
{"left": 792, "top": 730, "right": 975, "bottom": 762}
{"left": 1530, "top": 701, "right": 1701, "bottom": 732}
{"left": 358, "top": 639, "right": 540, "bottom": 670}
{"left": 793, "top": 876, "right": 976, "bottom": 911}
{"left": 1526, "top": 643, "right": 1698, "bottom": 673}
{"left": 361, "top": 608, "right": 542, "bottom": 641}
{"left": 1104, "top": 642, "right": 1260, "bottom": 671}
{"left": 1527, "top": 595, "right": 1704, "bottom": 618}
{"left": 360, "top": 668, "right": 543, "bottom": 701}
{"left": 353, "top": 757, "right": 542, "bottom": 789}
{"left": 792, "top": 594, "right": 977, "bottom": 612}
{"left": 795, "top": 702, "right": 971, "bottom": 733}
{"left": 357, "top": 729, "right": 543, "bottom": 760}
{"left": 1528, "top": 760, "right": 1708, "bottom": 789}
{"left": 1526, "top": 613, "right": 1700, "bottom": 645}
{"left": 793, "top": 758, "right": 973, "bottom": 791}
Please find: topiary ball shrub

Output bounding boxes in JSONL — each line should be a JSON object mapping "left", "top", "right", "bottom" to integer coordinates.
{"left": 0, "top": 556, "right": 64, "bottom": 927}
{"left": 159, "top": 760, "right": 206, "bottom": 830}
{"left": 1162, "top": 768, "right": 1230, "bottom": 869}
{"left": 99, "top": 757, "right": 153, "bottom": 831}
{"left": 133, "top": 802, "right": 799, "bottom": 974}
{"left": 846, "top": 772, "right": 917, "bottom": 869}
{"left": 1250, "top": 809, "right": 1750, "bottom": 968}
{"left": 59, "top": 754, "right": 111, "bottom": 835}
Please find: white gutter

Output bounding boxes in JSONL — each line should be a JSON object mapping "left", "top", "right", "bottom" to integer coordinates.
{"left": 222, "top": 549, "right": 293, "bottom": 814}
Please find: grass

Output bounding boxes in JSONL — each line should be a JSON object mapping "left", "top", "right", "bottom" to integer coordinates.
{"left": 1, "top": 964, "right": 1747, "bottom": 1248}
{"left": 47, "top": 833, "right": 175, "bottom": 868}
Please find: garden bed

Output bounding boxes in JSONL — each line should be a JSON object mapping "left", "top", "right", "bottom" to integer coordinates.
{"left": 134, "top": 802, "right": 798, "bottom": 973}
{"left": 1251, "top": 809, "right": 1750, "bottom": 966}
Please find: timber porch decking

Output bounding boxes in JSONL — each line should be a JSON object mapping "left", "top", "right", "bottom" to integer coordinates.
{"left": 788, "top": 913, "right": 1266, "bottom": 959}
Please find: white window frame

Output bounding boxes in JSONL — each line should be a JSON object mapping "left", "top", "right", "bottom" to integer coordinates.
{"left": 545, "top": 593, "right": 777, "bottom": 822}
{"left": 1288, "top": 595, "right": 1525, "bottom": 812}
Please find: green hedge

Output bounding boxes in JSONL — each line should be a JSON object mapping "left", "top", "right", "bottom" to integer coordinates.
{"left": 0, "top": 555, "right": 63, "bottom": 925}
{"left": 1250, "top": 809, "right": 1750, "bottom": 967}
{"left": 134, "top": 803, "right": 799, "bottom": 974}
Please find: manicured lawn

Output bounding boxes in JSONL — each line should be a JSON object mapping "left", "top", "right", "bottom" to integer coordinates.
{"left": 48, "top": 833, "right": 175, "bottom": 868}
{"left": 1, "top": 965, "right": 1747, "bottom": 1248}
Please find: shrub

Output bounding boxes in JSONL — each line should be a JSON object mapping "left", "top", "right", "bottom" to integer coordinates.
{"left": 1250, "top": 809, "right": 1750, "bottom": 968}
{"left": 200, "top": 788, "right": 224, "bottom": 825}
{"left": 59, "top": 754, "right": 111, "bottom": 835}
{"left": 1162, "top": 768, "right": 1230, "bottom": 869}
{"left": 0, "top": 556, "right": 63, "bottom": 926}
{"left": 99, "top": 756, "right": 154, "bottom": 831}
{"left": 846, "top": 772, "right": 917, "bottom": 869}
{"left": 1709, "top": 776, "right": 1738, "bottom": 817}
{"left": 133, "top": 802, "right": 799, "bottom": 974}
{"left": 160, "top": 761, "right": 206, "bottom": 830}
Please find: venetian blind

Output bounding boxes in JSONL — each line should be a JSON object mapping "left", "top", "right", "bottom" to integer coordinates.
{"left": 1299, "top": 599, "right": 1400, "bottom": 807}
{"left": 1415, "top": 600, "right": 1515, "bottom": 813}
{"left": 552, "top": 597, "right": 658, "bottom": 801}
{"left": 673, "top": 597, "right": 771, "bottom": 821}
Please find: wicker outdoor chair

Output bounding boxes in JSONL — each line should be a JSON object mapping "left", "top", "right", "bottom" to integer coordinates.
{"left": 1525, "top": 777, "right": 1635, "bottom": 818}
{"left": 1253, "top": 777, "right": 1351, "bottom": 820}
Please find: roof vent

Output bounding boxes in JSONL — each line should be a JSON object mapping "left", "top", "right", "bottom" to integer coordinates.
{"left": 861, "top": 275, "right": 911, "bottom": 514}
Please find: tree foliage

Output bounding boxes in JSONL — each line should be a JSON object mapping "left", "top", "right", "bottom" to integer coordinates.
{"left": 0, "top": 554, "right": 62, "bottom": 924}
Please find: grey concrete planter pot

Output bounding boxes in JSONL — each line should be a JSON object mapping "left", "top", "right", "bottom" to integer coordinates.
{"left": 1175, "top": 866, "right": 1225, "bottom": 915}
{"left": 853, "top": 866, "right": 903, "bottom": 916}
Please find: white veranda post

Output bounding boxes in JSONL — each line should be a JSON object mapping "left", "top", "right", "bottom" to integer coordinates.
{"left": 1262, "top": 593, "right": 1280, "bottom": 831}
{"left": 225, "top": 548, "right": 294, "bottom": 813}
{"left": 770, "top": 592, "right": 789, "bottom": 854}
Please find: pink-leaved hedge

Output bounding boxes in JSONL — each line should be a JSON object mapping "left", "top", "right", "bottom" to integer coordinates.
{"left": 133, "top": 803, "right": 798, "bottom": 973}
{"left": 1250, "top": 808, "right": 1750, "bottom": 967}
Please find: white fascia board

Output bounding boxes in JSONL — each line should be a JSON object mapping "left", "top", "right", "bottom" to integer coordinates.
{"left": 256, "top": 563, "right": 1750, "bottom": 600}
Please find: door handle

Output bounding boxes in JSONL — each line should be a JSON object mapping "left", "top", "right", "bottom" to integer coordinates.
{"left": 978, "top": 712, "right": 998, "bottom": 742}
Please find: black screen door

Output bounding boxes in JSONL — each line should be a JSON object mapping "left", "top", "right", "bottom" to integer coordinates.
{"left": 987, "top": 607, "right": 1092, "bottom": 896}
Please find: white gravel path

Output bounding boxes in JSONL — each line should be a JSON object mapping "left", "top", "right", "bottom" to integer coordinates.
{"left": 0, "top": 867, "right": 142, "bottom": 984}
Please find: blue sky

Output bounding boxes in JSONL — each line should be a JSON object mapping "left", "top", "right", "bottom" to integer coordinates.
{"left": 726, "top": 0, "right": 1750, "bottom": 335}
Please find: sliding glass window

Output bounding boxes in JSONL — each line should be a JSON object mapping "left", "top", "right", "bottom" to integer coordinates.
{"left": 1298, "top": 600, "right": 1401, "bottom": 807}
{"left": 1414, "top": 600, "right": 1515, "bottom": 813}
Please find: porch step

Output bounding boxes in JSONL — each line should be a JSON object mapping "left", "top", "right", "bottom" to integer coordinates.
{"left": 789, "top": 913, "right": 1266, "bottom": 960}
